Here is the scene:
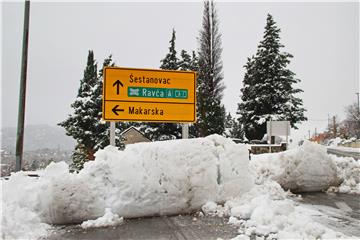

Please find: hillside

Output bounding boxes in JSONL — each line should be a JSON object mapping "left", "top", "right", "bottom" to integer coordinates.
{"left": 1, "top": 124, "right": 75, "bottom": 152}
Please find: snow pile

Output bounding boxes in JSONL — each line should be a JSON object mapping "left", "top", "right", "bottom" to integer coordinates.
{"left": 251, "top": 141, "right": 339, "bottom": 192}
{"left": 81, "top": 208, "right": 123, "bottom": 229}
{"left": 327, "top": 137, "right": 343, "bottom": 146}
{"left": 201, "top": 201, "right": 228, "bottom": 217}
{"left": 2, "top": 135, "right": 253, "bottom": 239}
{"left": 1, "top": 173, "right": 51, "bottom": 240}
{"left": 328, "top": 155, "right": 360, "bottom": 194}
{"left": 327, "top": 137, "right": 358, "bottom": 146}
{"left": 202, "top": 181, "right": 347, "bottom": 239}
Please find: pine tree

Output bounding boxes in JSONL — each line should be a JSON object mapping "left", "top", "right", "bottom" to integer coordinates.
{"left": 178, "top": 50, "right": 191, "bottom": 71}
{"left": 140, "top": 29, "right": 182, "bottom": 141}
{"left": 196, "top": 0, "right": 226, "bottom": 137}
{"left": 59, "top": 50, "right": 99, "bottom": 163}
{"left": 224, "top": 113, "right": 234, "bottom": 137}
{"left": 59, "top": 52, "right": 126, "bottom": 171}
{"left": 69, "top": 144, "right": 87, "bottom": 172}
{"left": 223, "top": 113, "right": 244, "bottom": 140}
{"left": 95, "top": 55, "right": 126, "bottom": 150}
{"left": 237, "top": 14, "right": 307, "bottom": 141}
{"left": 160, "top": 29, "right": 179, "bottom": 70}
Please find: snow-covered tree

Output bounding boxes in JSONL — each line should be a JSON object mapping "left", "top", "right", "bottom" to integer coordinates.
{"left": 59, "top": 50, "right": 99, "bottom": 163}
{"left": 223, "top": 113, "right": 244, "bottom": 140}
{"left": 160, "top": 29, "right": 179, "bottom": 70}
{"left": 179, "top": 50, "right": 199, "bottom": 72}
{"left": 223, "top": 113, "right": 235, "bottom": 138}
{"left": 196, "top": 0, "right": 226, "bottom": 137}
{"left": 96, "top": 55, "right": 126, "bottom": 150}
{"left": 70, "top": 144, "right": 87, "bottom": 172}
{"left": 140, "top": 30, "right": 200, "bottom": 140}
{"left": 59, "top": 52, "right": 125, "bottom": 171}
{"left": 237, "top": 14, "right": 307, "bottom": 141}
{"left": 139, "top": 29, "right": 181, "bottom": 141}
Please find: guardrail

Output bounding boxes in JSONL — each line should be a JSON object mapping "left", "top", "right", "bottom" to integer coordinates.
{"left": 327, "top": 148, "right": 360, "bottom": 160}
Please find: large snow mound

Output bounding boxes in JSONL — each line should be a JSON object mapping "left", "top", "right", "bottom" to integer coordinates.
{"left": 251, "top": 141, "right": 339, "bottom": 192}
{"left": 328, "top": 155, "right": 360, "bottom": 194}
{"left": 201, "top": 181, "right": 348, "bottom": 239}
{"left": 2, "top": 135, "right": 253, "bottom": 239}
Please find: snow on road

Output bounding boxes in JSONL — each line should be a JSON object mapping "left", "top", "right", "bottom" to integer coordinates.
{"left": 80, "top": 208, "right": 124, "bottom": 229}
{"left": 1, "top": 135, "right": 359, "bottom": 239}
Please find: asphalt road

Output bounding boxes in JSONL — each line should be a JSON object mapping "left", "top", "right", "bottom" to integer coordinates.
{"left": 46, "top": 193, "right": 359, "bottom": 240}
{"left": 299, "top": 192, "right": 360, "bottom": 237}
{"left": 47, "top": 215, "right": 238, "bottom": 240}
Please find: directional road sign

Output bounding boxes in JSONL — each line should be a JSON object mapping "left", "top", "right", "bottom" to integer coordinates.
{"left": 102, "top": 67, "right": 196, "bottom": 122}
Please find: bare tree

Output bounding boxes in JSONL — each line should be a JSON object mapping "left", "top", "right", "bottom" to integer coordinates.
{"left": 343, "top": 102, "right": 360, "bottom": 138}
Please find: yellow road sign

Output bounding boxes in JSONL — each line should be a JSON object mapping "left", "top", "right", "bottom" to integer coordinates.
{"left": 102, "top": 67, "right": 196, "bottom": 122}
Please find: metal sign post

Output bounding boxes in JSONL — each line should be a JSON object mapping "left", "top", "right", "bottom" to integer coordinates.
{"left": 182, "top": 124, "right": 189, "bottom": 139}
{"left": 110, "top": 122, "right": 115, "bottom": 146}
{"left": 269, "top": 119, "right": 272, "bottom": 153}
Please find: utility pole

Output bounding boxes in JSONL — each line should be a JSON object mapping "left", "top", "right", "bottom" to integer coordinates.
{"left": 356, "top": 92, "right": 359, "bottom": 114}
{"left": 15, "top": 0, "right": 30, "bottom": 172}
{"left": 333, "top": 116, "right": 337, "bottom": 138}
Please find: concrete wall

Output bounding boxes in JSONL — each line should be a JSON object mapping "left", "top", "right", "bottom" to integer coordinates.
{"left": 250, "top": 143, "right": 287, "bottom": 154}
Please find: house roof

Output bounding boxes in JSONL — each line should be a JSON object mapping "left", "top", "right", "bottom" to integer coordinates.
{"left": 120, "top": 126, "right": 151, "bottom": 141}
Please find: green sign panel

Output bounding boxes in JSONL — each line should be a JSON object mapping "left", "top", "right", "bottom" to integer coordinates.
{"left": 128, "top": 87, "right": 188, "bottom": 99}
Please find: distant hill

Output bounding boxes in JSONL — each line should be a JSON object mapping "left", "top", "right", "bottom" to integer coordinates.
{"left": 1, "top": 124, "right": 76, "bottom": 152}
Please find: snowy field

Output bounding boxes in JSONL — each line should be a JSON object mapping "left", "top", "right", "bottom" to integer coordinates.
{"left": 1, "top": 135, "right": 359, "bottom": 239}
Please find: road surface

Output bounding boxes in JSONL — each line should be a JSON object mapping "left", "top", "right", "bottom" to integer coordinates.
{"left": 299, "top": 192, "right": 360, "bottom": 237}
{"left": 48, "top": 215, "right": 238, "bottom": 240}
{"left": 47, "top": 193, "right": 359, "bottom": 240}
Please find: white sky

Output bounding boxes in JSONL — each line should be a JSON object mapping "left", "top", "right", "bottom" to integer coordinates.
{"left": 1, "top": 1, "right": 359, "bottom": 142}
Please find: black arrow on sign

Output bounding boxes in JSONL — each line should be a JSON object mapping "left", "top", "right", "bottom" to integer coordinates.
{"left": 113, "top": 80, "right": 123, "bottom": 95}
{"left": 112, "top": 105, "right": 124, "bottom": 115}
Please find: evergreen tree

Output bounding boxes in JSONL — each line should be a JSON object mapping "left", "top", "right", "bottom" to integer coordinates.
{"left": 69, "top": 144, "right": 87, "bottom": 172}
{"left": 160, "top": 29, "right": 179, "bottom": 70}
{"left": 59, "top": 52, "right": 125, "bottom": 171}
{"left": 178, "top": 50, "right": 200, "bottom": 138}
{"left": 223, "top": 113, "right": 244, "bottom": 140}
{"left": 196, "top": 0, "right": 226, "bottom": 137}
{"left": 179, "top": 50, "right": 199, "bottom": 72}
{"left": 95, "top": 55, "right": 126, "bottom": 150}
{"left": 190, "top": 51, "right": 199, "bottom": 72}
{"left": 237, "top": 14, "right": 307, "bottom": 141}
{"left": 140, "top": 29, "right": 181, "bottom": 141}
{"left": 224, "top": 113, "right": 234, "bottom": 138}
{"left": 59, "top": 50, "right": 99, "bottom": 163}
{"left": 178, "top": 50, "right": 192, "bottom": 71}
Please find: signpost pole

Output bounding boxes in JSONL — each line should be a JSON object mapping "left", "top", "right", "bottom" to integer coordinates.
{"left": 286, "top": 121, "right": 289, "bottom": 150}
{"left": 110, "top": 122, "right": 115, "bottom": 146}
{"left": 182, "top": 124, "right": 189, "bottom": 139}
{"left": 269, "top": 119, "right": 272, "bottom": 153}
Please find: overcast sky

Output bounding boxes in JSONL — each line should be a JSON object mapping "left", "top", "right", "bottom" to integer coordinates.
{"left": 1, "top": 1, "right": 359, "bottom": 141}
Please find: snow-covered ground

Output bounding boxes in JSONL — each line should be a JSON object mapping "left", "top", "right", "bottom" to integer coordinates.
{"left": 1, "top": 135, "right": 359, "bottom": 239}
